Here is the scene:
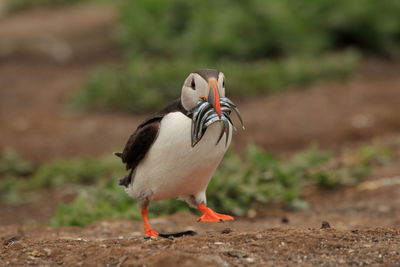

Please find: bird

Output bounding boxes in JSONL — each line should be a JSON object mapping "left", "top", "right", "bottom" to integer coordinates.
{"left": 114, "top": 69, "right": 243, "bottom": 237}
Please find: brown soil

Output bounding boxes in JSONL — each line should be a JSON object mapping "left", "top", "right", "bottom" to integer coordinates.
{"left": 238, "top": 60, "right": 400, "bottom": 154}
{"left": 1, "top": 169, "right": 400, "bottom": 267}
{"left": 1, "top": 4, "right": 400, "bottom": 266}
{"left": 1, "top": 225, "right": 399, "bottom": 266}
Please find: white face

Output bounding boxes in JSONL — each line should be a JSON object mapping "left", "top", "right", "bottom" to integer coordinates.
{"left": 181, "top": 72, "right": 226, "bottom": 111}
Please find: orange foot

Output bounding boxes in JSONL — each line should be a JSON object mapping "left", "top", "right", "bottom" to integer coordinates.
{"left": 145, "top": 229, "right": 159, "bottom": 237}
{"left": 197, "top": 204, "right": 234, "bottom": 222}
{"left": 141, "top": 208, "right": 159, "bottom": 237}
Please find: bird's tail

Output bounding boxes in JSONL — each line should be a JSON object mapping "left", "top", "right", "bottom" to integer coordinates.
{"left": 118, "top": 169, "right": 133, "bottom": 188}
{"left": 113, "top": 152, "right": 123, "bottom": 158}
{"left": 118, "top": 175, "right": 131, "bottom": 187}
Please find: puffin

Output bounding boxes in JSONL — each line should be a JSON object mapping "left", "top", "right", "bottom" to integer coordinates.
{"left": 114, "top": 69, "right": 244, "bottom": 237}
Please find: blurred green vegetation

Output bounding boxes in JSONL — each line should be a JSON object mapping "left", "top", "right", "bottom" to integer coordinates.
{"left": 118, "top": 0, "right": 400, "bottom": 59}
{"left": 73, "top": 0, "right": 400, "bottom": 112}
{"left": 7, "top": 0, "right": 399, "bottom": 112}
{"left": 74, "top": 52, "right": 358, "bottom": 112}
{"left": 0, "top": 154, "right": 123, "bottom": 204}
{"left": 0, "top": 144, "right": 391, "bottom": 226}
{"left": 50, "top": 144, "right": 390, "bottom": 226}
{"left": 0, "top": 149, "right": 33, "bottom": 177}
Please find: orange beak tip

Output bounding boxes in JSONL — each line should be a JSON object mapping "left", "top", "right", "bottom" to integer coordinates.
{"left": 209, "top": 80, "right": 221, "bottom": 116}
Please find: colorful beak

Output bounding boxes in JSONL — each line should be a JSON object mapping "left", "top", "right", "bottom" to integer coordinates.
{"left": 208, "top": 79, "right": 221, "bottom": 117}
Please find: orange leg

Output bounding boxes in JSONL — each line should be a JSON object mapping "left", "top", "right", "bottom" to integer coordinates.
{"left": 141, "top": 208, "right": 159, "bottom": 237}
{"left": 197, "top": 204, "right": 234, "bottom": 222}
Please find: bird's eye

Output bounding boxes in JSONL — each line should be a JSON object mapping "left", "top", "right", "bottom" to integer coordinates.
{"left": 190, "top": 79, "right": 196, "bottom": 89}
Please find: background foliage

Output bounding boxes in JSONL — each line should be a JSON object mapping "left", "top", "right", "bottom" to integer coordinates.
{"left": 74, "top": 52, "right": 358, "bottom": 112}
{"left": 119, "top": 0, "right": 400, "bottom": 59}
{"left": 9, "top": 0, "right": 395, "bottom": 112}
{"left": 50, "top": 144, "right": 391, "bottom": 226}
{"left": 0, "top": 144, "right": 391, "bottom": 226}
{"left": 69, "top": 0, "right": 400, "bottom": 112}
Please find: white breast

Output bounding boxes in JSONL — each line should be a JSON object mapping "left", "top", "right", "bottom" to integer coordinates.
{"left": 125, "top": 112, "right": 232, "bottom": 202}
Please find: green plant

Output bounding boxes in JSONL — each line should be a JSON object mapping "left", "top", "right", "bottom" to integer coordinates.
{"left": 0, "top": 149, "right": 33, "bottom": 177}
{"left": 74, "top": 51, "right": 359, "bottom": 112}
{"left": 0, "top": 143, "right": 389, "bottom": 226}
{"left": 0, "top": 155, "right": 123, "bottom": 204}
{"left": 310, "top": 145, "right": 391, "bottom": 189}
{"left": 72, "top": 0, "right": 400, "bottom": 113}
{"left": 50, "top": 144, "right": 388, "bottom": 226}
{"left": 29, "top": 157, "right": 121, "bottom": 189}
{"left": 50, "top": 180, "right": 187, "bottom": 226}
{"left": 118, "top": 0, "right": 400, "bottom": 60}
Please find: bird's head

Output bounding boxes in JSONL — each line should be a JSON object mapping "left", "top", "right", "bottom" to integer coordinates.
{"left": 181, "top": 69, "right": 225, "bottom": 117}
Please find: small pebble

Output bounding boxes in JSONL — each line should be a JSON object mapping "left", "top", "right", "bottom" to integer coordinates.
{"left": 44, "top": 248, "right": 52, "bottom": 256}
{"left": 246, "top": 257, "right": 256, "bottom": 263}
{"left": 3, "top": 236, "right": 20, "bottom": 247}
{"left": 321, "top": 221, "right": 331, "bottom": 229}
{"left": 221, "top": 228, "right": 232, "bottom": 234}
{"left": 225, "top": 251, "right": 248, "bottom": 258}
{"left": 247, "top": 209, "right": 257, "bottom": 218}
{"left": 144, "top": 236, "right": 159, "bottom": 241}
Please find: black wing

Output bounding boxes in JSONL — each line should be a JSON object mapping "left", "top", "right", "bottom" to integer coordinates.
{"left": 115, "top": 99, "right": 188, "bottom": 186}
{"left": 120, "top": 121, "right": 160, "bottom": 170}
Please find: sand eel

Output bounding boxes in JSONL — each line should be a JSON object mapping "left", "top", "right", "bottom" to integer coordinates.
{"left": 114, "top": 69, "right": 244, "bottom": 237}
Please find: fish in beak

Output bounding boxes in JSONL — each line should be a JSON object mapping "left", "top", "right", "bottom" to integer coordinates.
{"left": 189, "top": 98, "right": 244, "bottom": 148}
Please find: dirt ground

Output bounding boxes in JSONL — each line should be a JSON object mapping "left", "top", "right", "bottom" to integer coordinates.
{"left": 1, "top": 225, "right": 399, "bottom": 266}
{"left": 1, "top": 4, "right": 400, "bottom": 266}
{"left": 1, "top": 170, "right": 400, "bottom": 266}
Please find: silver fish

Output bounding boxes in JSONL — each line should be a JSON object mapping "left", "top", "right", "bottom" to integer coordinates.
{"left": 196, "top": 109, "right": 215, "bottom": 139}
{"left": 189, "top": 97, "right": 244, "bottom": 147}
{"left": 220, "top": 97, "right": 244, "bottom": 129}
{"left": 190, "top": 100, "right": 211, "bottom": 146}
{"left": 218, "top": 115, "right": 231, "bottom": 146}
